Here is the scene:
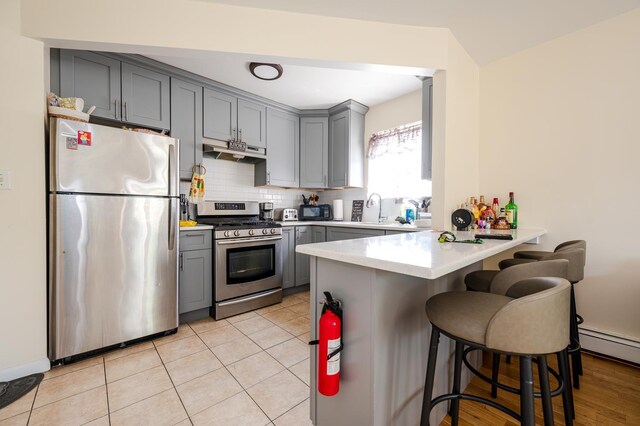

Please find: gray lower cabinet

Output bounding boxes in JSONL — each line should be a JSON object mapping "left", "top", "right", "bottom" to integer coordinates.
{"left": 179, "top": 249, "right": 213, "bottom": 314}
{"left": 326, "top": 227, "right": 385, "bottom": 242}
{"left": 282, "top": 228, "right": 296, "bottom": 289}
{"left": 179, "top": 230, "right": 212, "bottom": 314}
{"left": 256, "top": 108, "right": 299, "bottom": 187}
{"left": 237, "top": 99, "right": 266, "bottom": 148}
{"left": 295, "top": 226, "right": 314, "bottom": 286}
{"left": 300, "top": 115, "right": 329, "bottom": 188}
{"left": 171, "top": 78, "right": 203, "bottom": 180}
{"left": 328, "top": 100, "right": 369, "bottom": 188}
{"left": 312, "top": 226, "right": 326, "bottom": 243}
{"left": 203, "top": 88, "right": 237, "bottom": 142}
{"left": 59, "top": 50, "right": 121, "bottom": 121}
{"left": 121, "top": 63, "right": 170, "bottom": 129}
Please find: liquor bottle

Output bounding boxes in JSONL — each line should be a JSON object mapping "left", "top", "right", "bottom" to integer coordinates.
{"left": 491, "top": 198, "right": 500, "bottom": 216}
{"left": 494, "top": 208, "right": 510, "bottom": 230}
{"left": 505, "top": 192, "right": 518, "bottom": 229}
{"left": 478, "top": 195, "right": 488, "bottom": 211}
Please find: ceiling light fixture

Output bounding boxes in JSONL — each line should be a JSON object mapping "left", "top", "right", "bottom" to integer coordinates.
{"left": 249, "top": 62, "right": 283, "bottom": 81}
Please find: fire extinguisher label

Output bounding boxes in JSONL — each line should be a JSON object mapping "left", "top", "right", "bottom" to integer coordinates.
{"left": 327, "top": 338, "right": 341, "bottom": 375}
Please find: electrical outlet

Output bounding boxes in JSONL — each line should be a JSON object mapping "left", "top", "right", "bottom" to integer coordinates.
{"left": 0, "top": 170, "right": 12, "bottom": 190}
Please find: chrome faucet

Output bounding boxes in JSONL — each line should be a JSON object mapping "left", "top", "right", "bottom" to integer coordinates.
{"left": 366, "top": 193, "right": 386, "bottom": 223}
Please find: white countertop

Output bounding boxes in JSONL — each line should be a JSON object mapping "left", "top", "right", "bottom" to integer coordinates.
{"left": 295, "top": 228, "right": 546, "bottom": 280}
{"left": 180, "top": 225, "right": 214, "bottom": 231}
{"left": 277, "top": 220, "right": 422, "bottom": 232}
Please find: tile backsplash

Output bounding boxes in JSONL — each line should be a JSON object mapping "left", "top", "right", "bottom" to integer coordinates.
{"left": 179, "top": 158, "right": 307, "bottom": 208}
{"left": 180, "top": 157, "right": 429, "bottom": 222}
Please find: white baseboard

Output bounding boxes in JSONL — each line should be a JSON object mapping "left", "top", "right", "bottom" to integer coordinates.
{"left": 579, "top": 327, "right": 640, "bottom": 364}
{"left": 0, "top": 357, "right": 50, "bottom": 382}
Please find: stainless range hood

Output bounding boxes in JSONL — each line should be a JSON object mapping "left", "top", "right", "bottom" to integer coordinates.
{"left": 203, "top": 138, "right": 266, "bottom": 164}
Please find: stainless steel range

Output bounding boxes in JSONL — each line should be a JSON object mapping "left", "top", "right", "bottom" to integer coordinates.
{"left": 197, "top": 201, "right": 283, "bottom": 319}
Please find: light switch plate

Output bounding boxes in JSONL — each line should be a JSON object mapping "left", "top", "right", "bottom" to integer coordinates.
{"left": 0, "top": 170, "right": 12, "bottom": 190}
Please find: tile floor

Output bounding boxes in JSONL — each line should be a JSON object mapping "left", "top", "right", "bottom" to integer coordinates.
{"left": 0, "top": 292, "right": 312, "bottom": 426}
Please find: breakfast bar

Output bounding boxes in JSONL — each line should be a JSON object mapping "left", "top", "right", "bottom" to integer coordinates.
{"left": 296, "top": 228, "right": 546, "bottom": 426}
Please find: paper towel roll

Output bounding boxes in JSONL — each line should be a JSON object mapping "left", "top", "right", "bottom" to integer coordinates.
{"left": 333, "top": 199, "right": 344, "bottom": 221}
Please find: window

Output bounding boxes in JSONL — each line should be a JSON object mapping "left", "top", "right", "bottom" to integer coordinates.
{"left": 367, "top": 122, "right": 432, "bottom": 198}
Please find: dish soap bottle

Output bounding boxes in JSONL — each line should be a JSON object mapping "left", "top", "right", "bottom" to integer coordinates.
{"left": 401, "top": 200, "right": 416, "bottom": 223}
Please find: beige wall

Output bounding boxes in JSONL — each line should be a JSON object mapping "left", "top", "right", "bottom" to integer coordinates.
{"left": 432, "top": 34, "right": 480, "bottom": 229}
{"left": 364, "top": 89, "right": 422, "bottom": 138}
{"left": 0, "top": 0, "right": 48, "bottom": 379}
{"left": 480, "top": 9, "right": 640, "bottom": 344}
{"left": 22, "top": 0, "right": 448, "bottom": 72}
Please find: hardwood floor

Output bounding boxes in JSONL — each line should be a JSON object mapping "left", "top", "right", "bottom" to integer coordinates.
{"left": 440, "top": 352, "right": 640, "bottom": 425}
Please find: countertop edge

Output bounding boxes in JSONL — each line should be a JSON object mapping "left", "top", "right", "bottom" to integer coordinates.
{"left": 277, "top": 221, "right": 423, "bottom": 232}
{"left": 296, "top": 228, "right": 547, "bottom": 280}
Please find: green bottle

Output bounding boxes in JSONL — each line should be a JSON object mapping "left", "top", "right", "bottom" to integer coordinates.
{"left": 505, "top": 192, "right": 518, "bottom": 229}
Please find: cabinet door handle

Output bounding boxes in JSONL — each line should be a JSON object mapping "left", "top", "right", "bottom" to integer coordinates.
{"left": 179, "top": 253, "right": 184, "bottom": 271}
{"left": 231, "top": 127, "right": 236, "bottom": 142}
{"left": 267, "top": 171, "right": 270, "bottom": 185}
{"left": 239, "top": 129, "right": 243, "bottom": 142}
{"left": 115, "top": 99, "right": 119, "bottom": 119}
{"left": 124, "top": 102, "right": 129, "bottom": 121}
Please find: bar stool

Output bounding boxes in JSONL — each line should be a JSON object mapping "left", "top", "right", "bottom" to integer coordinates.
{"left": 464, "top": 260, "right": 570, "bottom": 398}
{"left": 420, "top": 277, "right": 571, "bottom": 426}
{"left": 498, "top": 245, "right": 586, "bottom": 389}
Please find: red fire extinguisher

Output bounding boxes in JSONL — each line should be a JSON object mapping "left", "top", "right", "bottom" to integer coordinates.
{"left": 313, "top": 291, "right": 343, "bottom": 396}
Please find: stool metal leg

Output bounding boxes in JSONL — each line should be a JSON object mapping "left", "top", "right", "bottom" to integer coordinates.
{"left": 519, "top": 356, "right": 535, "bottom": 426}
{"left": 491, "top": 353, "right": 500, "bottom": 398}
{"left": 557, "top": 349, "right": 574, "bottom": 424}
{"left": 450, "top": 342, "right": 464, "bottom": 426}
{"left": 537, "top": 355, "right": 554, "bottom": 426}
{"left": 420, "top": 328, "right": 440, "bottom": 426}
{"left": 570, "top": 285, "right": 584, "bottom": 377}
{"left": 506, "top": 354, "right": 512, "bottom": 364}
{"left": 569, "top": 287, "right": 581, "bottom": 389}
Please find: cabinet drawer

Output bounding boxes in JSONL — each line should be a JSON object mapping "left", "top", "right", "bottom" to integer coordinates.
{"left": 179, "top": 230, "right": 212, "bottom": 251}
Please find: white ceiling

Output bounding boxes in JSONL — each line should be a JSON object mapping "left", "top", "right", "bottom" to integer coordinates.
{"left": 199, "top": 0, "right": 640, "bottom": 65}
{"left": 147, "top": 52, "right": 423, "bottom": 109}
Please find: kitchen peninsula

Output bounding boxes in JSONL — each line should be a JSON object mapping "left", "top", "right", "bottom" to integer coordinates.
{"left": 297, "top": 228, "right": 546, "bottom": 426}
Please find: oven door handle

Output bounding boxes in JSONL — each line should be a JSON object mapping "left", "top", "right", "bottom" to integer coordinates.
{"left": 216, "top": 236, "right": 282, "bottom": 245}
{"left": 217, "top": 288, "right": 282, "bottom": 307}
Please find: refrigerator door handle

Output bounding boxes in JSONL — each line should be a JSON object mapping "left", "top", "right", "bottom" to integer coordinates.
{"left": 168, "top": 143, "right": 177, "bottom": 196}
{"left": 169, "top": 198, "right": 177, "bottom": 251}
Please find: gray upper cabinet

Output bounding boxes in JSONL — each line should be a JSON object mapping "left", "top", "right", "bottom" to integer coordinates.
{"left": 300, "top": 115, "right": 329, "bottom": 188}
{"left": 328, "top": 110, "right": 349, "bottom": 188}
{"left": 421, "top": 77, "right": 433, "bottom": 181}
{"left": 282, "top": 227, "right": 296, "bottom": 289}
{"left": 295, "top": 226, "right": 314, "bottom": 286}
{"left": 328, "top": 100, "right": 368, "bottom": 188}
{"left": 171, "top": 78, "right": 203, "bottom": 180}
{"left": 237, "top": 99, "right": 266, "bottom": 148}
{"left": 121, "top": 63, "right": 170, "bottom": 129}
{"left": 179, "top": 249, "right": 213, "bottom": 314}
{"left": 256, "top": 108, "right": 299, "bottom": 187}
{"left": 203, "top": 88, "right": 237, "bottom": 142}
{"left": 59, "top": 50, "right": 121, "bottom": 121}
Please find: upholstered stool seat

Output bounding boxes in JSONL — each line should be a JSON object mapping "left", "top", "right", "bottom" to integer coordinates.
{"left": 426, "top": 292, "right": 512, "bottom": 344}
{"left": 514, "top": 240, "right": 586, "bottom": 261}
{"left": 463, "top": 270, "right": 499, "bottom": 292}
{"left": 421, "top": 277, "right": 572, "bottom": 426}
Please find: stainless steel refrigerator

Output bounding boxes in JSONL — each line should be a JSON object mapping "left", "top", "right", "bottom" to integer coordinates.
{"left": 48, "top": 118, "right": 179, "bottom": 361}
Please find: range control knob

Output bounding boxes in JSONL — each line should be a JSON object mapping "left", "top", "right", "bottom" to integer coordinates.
{"left": 270, "top": 228, "right": 276, "bottom": 234}
{"left": 249, "top": 230, "right": 255, "bottom": 236}
{"left": 234, "top": 230, "right": 241, "bottom": 237}
{"left": 224, "top": 231, "right": 230, "bottom": 237}
{"left": 262, "top": 229, "right": 268, "bottom": 235}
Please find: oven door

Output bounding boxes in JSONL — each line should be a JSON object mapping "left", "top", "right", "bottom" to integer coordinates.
{"left": 215, "top": 236, "right": 283, "bottom": 301}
